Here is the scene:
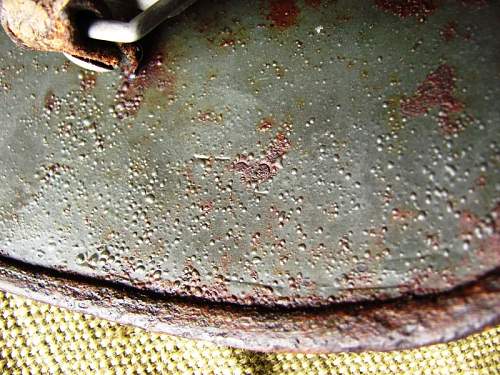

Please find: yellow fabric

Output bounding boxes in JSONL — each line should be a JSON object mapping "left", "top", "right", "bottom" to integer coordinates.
{"left": 0, "top": 291, "right": 498, "bottom": 375}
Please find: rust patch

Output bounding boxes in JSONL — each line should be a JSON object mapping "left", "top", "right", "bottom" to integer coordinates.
{"left": 43, "top": 90, "right": 56, "bottom": 111}
{"left": 232, "top": 132, "right": 291, "bottom": 185}
{"left": 374, "top": 0, "right": 487, "bottom": 23}
{"left": 400, "top": 64, "right": 470, "bottom": 135}
{"left": 149, "top": 263, "right": 235, "bottom": 304}
{"left": 79, "top": 71, "right": 97, "bottom": 92}
{"left": 114, "top": 52, "right": 176, "bottom": 119}
{"left": 305, "top": 0, "right": 322, "bottom": 8}
{"left": 391, "top": 207, "right": 417, "bottom": 221}
{"left": 374, "top": 0, "right": 437, "bottom": 19}
{"left": 0, "top": 254, "right": 497, "bottom": 352}
{"left": 439, "top": 21, "right": 473, "bottom": 42}
{"left": 220, "top": 38, "right": 236, "bottom": 47}
{"left": 204, "top": 24, "right": 249, "bottom": 50}
{"left": 265, "top": 132, "right": 292, "bottom": 161}
{"left": 200, "top": 200, "right": 214, "bottom": 213}
{"left": 267, "top": 0, "right": 300, "bottom": 28}
{"left": 399, "top": 268, "right": 459, "bottom": 296}
{"left": 38, "top": 163, "right": 71, "bottom": 184}
{"left": 196, "top": 110, "right": 224, "bottom": 124}
{"left": 257, "top": 117, "right": 275, "bottom": 132}
{"left": 0, "top": 0, "right": 140, "bottom": 73}
{"left": 459, "top": 203, "right": 500, "bottom": 265}
{"left": 440, "top": 21, "right": 458, "bottom": 42}
{"left": 219, "top": 251, "right": 232, "bottom": 275}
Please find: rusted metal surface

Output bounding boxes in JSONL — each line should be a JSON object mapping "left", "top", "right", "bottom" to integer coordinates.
{"left": 0, "top": 0, "right": 499, "bottom": 351}
{"left": 0, "top": 256, "right": 498, "bottom": 353}
{"left": 0, "top": 0, "right": 141, "bottom": 71}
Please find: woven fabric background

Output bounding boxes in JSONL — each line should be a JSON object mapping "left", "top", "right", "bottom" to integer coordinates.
{"left": 0, "top": 291, "right": 498, "bottom": 374}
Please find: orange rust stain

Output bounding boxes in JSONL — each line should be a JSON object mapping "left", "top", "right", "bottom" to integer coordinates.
{"left": 399, "top": 268, "right": 457, "bottom": 295}
{"left": 114, "top": 52, "right": 176, "bottom": 119}
{"left": 400, "top": 64, "right": 469, "bottom": 135}
{"left": 251, "top": 232, "right": 262, "bottom": 247}
{"left": 79, "top": 72, "right": 97, "bottom": 92}
{"left": 257, "top": 117, "right": 274, "bottom": 132}
{"left": 196, "top": 110, "right": 224, "bottom": 124}
{"left": 219, "top": 251, "right": 232, "bottom": 274}
{"left": 374, "top": 0, "right": 437, "bottom": 19}
{"left": 220, "top": 38, "right": 236, "bottom": 47}
{"left": 267, "top": 0, "right": 300, "bottom": 28}
{"left": 200, "top": 200, "right": 214, "bottom": 213}
{"left": 391, "top": 208, "right": 417, "bottom": 221}
{"left": 232, "top": 132, "right": 291, "bottom": 185}
{"left": 459, "top": 203, "right": 500, "bottom": 263}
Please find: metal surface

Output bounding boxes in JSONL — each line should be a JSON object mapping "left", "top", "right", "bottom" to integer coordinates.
{"left": 63, "top": 52, "right": 115, "bottom": 73}
{"left": 66, "top": 0, "right": 197, "bottom": 71}
{"left": 88, "top": 0, "right": 198, "bottom": 43}
{"left": 0, "top": 257, "right": 498, "bottom": 353}
{"left": 0, "top": 0, "right": 499, "bottom": 351}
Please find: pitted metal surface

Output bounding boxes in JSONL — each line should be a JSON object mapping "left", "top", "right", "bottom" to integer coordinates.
{"left": 0, "top": 0, "right": 499, "bottom": 311}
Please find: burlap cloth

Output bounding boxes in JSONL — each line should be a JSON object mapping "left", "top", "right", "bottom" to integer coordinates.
{"left": 0, "top": 291, "right": 498, "bottom": 374}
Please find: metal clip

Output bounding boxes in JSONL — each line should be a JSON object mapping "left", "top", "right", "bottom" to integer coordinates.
{"left": 67, "top": 0, "right": 196, "bottom": 72}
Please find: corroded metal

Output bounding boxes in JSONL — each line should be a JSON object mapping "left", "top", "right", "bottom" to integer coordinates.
{"left": 0, "top": 0, "right": 499, "bottom": 351}
{"left": 0, "top": 0, "right": 140, "bottom": 71}
{"left": 0, "top": 257, "right": 498, "bottom": 352}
